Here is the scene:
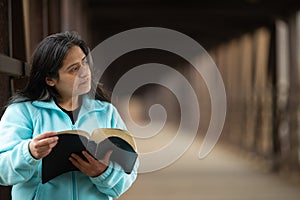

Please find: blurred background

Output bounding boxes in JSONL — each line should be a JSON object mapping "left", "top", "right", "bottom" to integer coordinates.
{"left": 1, "top": 0, "right": 300, "bottom": 199}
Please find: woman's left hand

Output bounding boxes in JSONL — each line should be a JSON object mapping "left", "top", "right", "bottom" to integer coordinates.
{"left": 69, "top": 150, "right": 112, "bottom": 177}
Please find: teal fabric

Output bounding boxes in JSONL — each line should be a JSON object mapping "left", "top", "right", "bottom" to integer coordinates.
{"left": 0, "top": 95, "right": 138, "bottom": 200}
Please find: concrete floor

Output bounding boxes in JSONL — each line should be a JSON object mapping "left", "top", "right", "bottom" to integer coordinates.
{"left": 119, "top": 135, "right": 300, "bottom": 200}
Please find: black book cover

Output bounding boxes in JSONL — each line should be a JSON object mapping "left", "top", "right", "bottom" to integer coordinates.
{"left": 42, "top": 128, "right": 138, "bottom": 184}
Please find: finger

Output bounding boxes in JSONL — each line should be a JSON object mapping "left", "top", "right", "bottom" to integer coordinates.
{"left": 30, "top": 144, "right": 54, "bottom": 159}
{"left": 69, "top": 154, "right": 92, "bottom": 174}
{"left": 69, "top": 157, "right": 91, "bottom": 176}
{"left": 35, "top": 136, "right": 58, "bottom": 148}
{"left": 34, "top": 132, "right": 57, "bottom": 140}
{"left": 70, "top": 153, "right": 90, "bottom": 167}
{"left": 69, "top": 156, "right": 81, "bottom": 169}
{"left": 48, "top": 140, "right": 58, "bottom": 149}
{"left": 35, "top": 140, "right": 58, "bottom": 153}
{"left": 70, "top": 153, "right": 83, "bottom": 161}
{"left": 35, "top": 145, "right": 52, "bottom": 153}
{"left": 82, "top": 151, "right": 97, "bottom": 163}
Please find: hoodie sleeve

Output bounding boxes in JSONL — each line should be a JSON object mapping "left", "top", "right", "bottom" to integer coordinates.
{"left": 0, "top": 103, "right": 40, "bottom": 185}
{"left": 89, "top": 159, "right": 139, "bottom": 198}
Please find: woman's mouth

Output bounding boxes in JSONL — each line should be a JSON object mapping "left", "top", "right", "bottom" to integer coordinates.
{"left": 79, "top": 79, "right": 89, "bottom": 85}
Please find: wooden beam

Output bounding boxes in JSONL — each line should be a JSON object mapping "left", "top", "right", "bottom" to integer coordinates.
{"left": 0, "top": 53, "right": 30, "bottom": 77}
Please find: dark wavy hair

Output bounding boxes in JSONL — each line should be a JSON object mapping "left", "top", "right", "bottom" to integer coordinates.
{"left": 9, "top": 31, "right": 110, "bottom": 104}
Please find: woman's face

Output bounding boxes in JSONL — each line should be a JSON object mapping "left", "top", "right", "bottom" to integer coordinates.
{"left": 46, "top": 45, "right": 91, "bottom": 99}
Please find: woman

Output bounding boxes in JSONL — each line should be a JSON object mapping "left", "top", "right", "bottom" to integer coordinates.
{"left": 0, "top": 31, "right": 138, "bottom": 200}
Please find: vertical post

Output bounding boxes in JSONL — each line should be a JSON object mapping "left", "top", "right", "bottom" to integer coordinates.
{"left": 0, "top": 0, "right": 12, "bottom": 199}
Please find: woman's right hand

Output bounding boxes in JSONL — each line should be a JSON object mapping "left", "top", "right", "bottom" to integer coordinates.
{"left": 29, "top": 132, "right": 59, "bottom": 159}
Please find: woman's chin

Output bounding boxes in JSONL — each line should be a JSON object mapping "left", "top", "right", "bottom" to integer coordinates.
{"left": 75, "top": 84, "right": 91, "bottom": 96}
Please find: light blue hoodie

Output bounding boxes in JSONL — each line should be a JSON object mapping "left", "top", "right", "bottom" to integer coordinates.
{"left": 0, "top": 95, "right": 138, "bottom": 200}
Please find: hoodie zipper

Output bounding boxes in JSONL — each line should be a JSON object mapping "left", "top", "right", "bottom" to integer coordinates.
{"left": 72, "top": 172, "right": 77, "bottom": 200}
{"left": 70, "top": 117, "right": 77, "bottom": 200}
{"left": 62, "top": 112, "right": 78, "bottom": 200}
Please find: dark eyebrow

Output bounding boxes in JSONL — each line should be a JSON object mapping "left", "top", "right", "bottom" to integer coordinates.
{"left": 66, "top": 56, "right": 86, "bottom": 70}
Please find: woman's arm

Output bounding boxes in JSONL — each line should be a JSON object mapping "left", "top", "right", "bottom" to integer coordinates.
{"left": 0, "top": 103, "right": 40, "bottom": 185}
{"left": 89, "top": 159, "right": 139, "bottom": 198}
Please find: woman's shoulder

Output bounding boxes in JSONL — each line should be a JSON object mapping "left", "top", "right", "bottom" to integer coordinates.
{"left": 3, "top": 99, "right": 40, "bottom": 120}
{"left": 6, "top": 98, "right": 33, "bottom": 109}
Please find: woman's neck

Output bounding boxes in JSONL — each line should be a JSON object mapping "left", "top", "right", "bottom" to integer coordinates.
{"left": 56, "top": 96, "right": 80, "bottom": 111}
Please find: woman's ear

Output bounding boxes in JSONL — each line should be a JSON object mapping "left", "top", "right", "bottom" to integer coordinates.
{"left": 45, "top": 77, "right": 55, "bottom": 87}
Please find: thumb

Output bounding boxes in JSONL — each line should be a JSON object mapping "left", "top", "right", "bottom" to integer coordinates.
{"left": 103, "top": 150, "right": 113, "bottom": 164}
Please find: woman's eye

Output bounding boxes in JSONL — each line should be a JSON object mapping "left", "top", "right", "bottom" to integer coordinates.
{"left": 71, "top": 66, "right": 80, "bottom": 72}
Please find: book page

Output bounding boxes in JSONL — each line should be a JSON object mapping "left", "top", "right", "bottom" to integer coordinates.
{"left": 91, "top": 128, "right": 137, "bottom": 151}
{"left": 58, "top": 129, "right": 90, "bottom": 139}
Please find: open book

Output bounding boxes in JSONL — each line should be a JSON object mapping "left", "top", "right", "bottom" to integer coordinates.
{"left": 42, "top": 128, "right": 138, "bottom": 184}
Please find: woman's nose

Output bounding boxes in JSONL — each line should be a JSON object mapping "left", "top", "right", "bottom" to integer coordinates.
{"left": 78, "top": 62, "right": 90, "bottom": 77}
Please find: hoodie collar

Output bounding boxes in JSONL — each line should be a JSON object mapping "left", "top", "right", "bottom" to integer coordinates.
{"left": 32, "top": 94, "right": 106, "bottom": 114}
